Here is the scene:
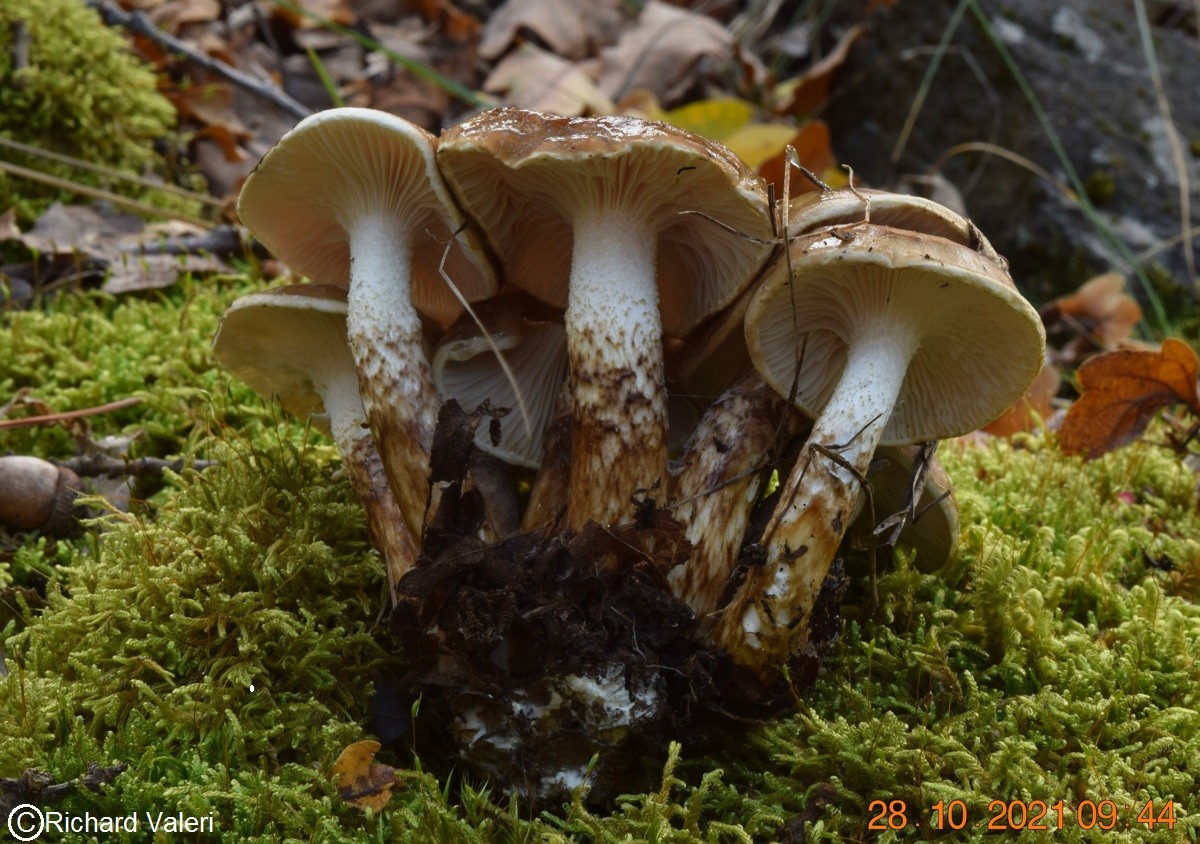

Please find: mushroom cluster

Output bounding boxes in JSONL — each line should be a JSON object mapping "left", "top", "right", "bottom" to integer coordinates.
{"left": 214, "top": 107, "right": 1045, "bottom": 805}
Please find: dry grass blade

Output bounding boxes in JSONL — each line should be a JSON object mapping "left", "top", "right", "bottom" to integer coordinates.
{"left": 934, "top": 142, "right": 1076, "bottom": 202}
{"left": 436, "top": 230, "right": 533, "bottom": 439}
{"left": 0, "top": 396, "right": 144, "bottom": 431}
{"left": 0, "top": 160, "right": 213, "bottom": 229}
{"left": 0, "top": 138, "right": 223, "bottom": 209}
{"left": 1132, "top": 0, "right": 1196, "bottom": 286}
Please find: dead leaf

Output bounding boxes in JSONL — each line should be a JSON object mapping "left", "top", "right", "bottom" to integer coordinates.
{"left": 593, "top": 1, "right": 732, "bottom": 104}
{"left": 1059, "top": 338, "right": 1200, "bottom": 459}
{"left": 0, "top": 208, "right": 21, "bottom": 241}
{"left": 147, "top": 0, "right": 221, "bottom": 34}
{"left": 167, "top": 82, "right": 250, "bottom": 140}
{"left": 485, "top": 43, "right": 614, "bottom": 116}
{"left": 411, "top": 0, "right": 480, "bottom": 42}
{"left": 102, "top": 253, "right": 226, "bottom": 294}
{"left": 774, "top": 24, "right": 864, "bottom": 117}
{"left": 480, "top": 0, "right": 625, "bottom": 61}
{"left": 663, "top": 98, "right": 753, "bottom": 140}
{"left": 330, "top": 740, "right": 397, "bottom": 812}
{"left": 1041, "top": 272, "right": 1143, "bottom": 368}
{"left": 614, "top": 88, "right": 665, "bottom": 120}
{"left": 725, "top": 123, "right": 804, "bottom": 170}
{"left": 270, "top": 0, "right": 355, "bottom": 30}
{"left": 983, "top": 361, "right": 1061, "bottom": 436}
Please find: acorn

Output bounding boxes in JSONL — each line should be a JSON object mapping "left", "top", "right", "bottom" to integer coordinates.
{"left": 0, "top": 455, "right": 85, "bottom": 536}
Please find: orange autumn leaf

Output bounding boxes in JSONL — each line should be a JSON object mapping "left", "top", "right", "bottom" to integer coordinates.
{"left": 1059, "top": 338, "right": 1200, "bottom": 459}
{"left": 983, "top": 361, "right": 1061, "bottom": 437}
{"left": 1041, "top": 272, "right": 1142, "bottom": 369}
{"left": 330, "top": 740, "right": 397, "bottom": 812}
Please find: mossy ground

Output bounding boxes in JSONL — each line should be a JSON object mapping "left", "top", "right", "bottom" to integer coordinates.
{"left": 2, "top": 280, "right": 1199, "bottom": 842}
{"left": 0, "top": 0, "right": 199, "bottom": 223}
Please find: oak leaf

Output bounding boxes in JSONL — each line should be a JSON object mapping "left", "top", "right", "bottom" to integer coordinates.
{"left": 1058, "top": 338, "right": 1200, "bottom": 459}
{"left": 330, "top": 740, "right": 397, "bottom": 812}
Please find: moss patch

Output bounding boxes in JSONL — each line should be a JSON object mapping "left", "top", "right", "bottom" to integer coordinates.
{"left": 2, "top": 283, "right": 1199, "bottom": 841}
{"left": 0, "top": 0, "right": 194, "bottom": 222}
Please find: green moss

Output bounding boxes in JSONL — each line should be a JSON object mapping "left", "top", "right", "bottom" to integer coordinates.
{"left": 0, "top": 277, "right": 274, "bottom": 460}
{"left": 2, "top": 282, "right": 1200, "bottom": 841}
{"left": 0, "top": 0, "right": 192, "bottom": 221}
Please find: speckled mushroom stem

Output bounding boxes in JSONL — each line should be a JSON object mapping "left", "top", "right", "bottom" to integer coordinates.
{"left": 345, "top": 212, "right": 441, "bottom": 543}
{"left": 522, "top": 382, "right": 572, "bottom": 534}
{"left": 668, "top": 374, "right": 807, "bottom": 635}
{"left": 565, "top": 208, "right": 667, "bottom": 531}
{"left": 712, "top": 320, "right": 919, "bottom": 679}
{"left": 322, "top": 366, "right": 418, "bottom": 605}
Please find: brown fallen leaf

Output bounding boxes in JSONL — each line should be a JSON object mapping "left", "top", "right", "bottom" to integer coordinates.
{"left": 485, "top": 43, "right": 614, "bottom": 116}
{"left": 480, "top": 0, "right": 625, "bottom": 61}
{"left": 983, "top": 360, "right": 1062, "bottom": 436}
{"left": 270, "top": 0, "right": 355, "bottom": 30}
{"left": 756, "top": 119, "right": 842, "bottom": 198}
{"left": 1041, "top": 272, "right": 1143, "bottom": 368}
{"left": 773, "top": 24, "right": 865, "bottom": 117}
{"left": 1059, "top": 337, "right": 1200, "bottom": 459}
{"left": 330, "top": 740, "right": 397, "bottom": 812}
{"left": 592, "top": 0, "right": 732, "bottom": 103}
{"left": 147, "top": 0, "right": 220, "bottom": 34}
{"left": 411, "top": 0, "right": 480, "bottom": 42}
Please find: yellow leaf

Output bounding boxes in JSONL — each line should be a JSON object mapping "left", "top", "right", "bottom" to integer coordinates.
{"left": 663, "top": 98, "right": 753, "bottom": 141}
{"left": 723, "top": 123, "right": 800, "bottom": 169}
{"left": 330, "top": 740, "right": 397, "bottom": 812}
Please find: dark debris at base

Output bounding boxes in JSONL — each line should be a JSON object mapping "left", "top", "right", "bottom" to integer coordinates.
{"left": 376, "top": 401, "right": 846, "bottom": 809}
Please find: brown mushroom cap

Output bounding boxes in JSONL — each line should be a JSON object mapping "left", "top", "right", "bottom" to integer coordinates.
{"left": 437, "top": 107, "right": 773, "bottom": 337}
{"left": 237, "top": 107, "right": 497, "bottom": 328}
{"left": 746, "top": 224, "right": 1046, "bottom": 444}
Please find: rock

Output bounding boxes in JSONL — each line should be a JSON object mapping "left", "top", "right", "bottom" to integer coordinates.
{"left": 823, "top": 0, "right": 1200, "bottom": 304}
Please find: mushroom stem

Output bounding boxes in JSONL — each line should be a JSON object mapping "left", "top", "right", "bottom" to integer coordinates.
{"left": 323, "top": 368, "right": 417, "bottom": 604}
{"left": 713, "top": 318, "right": 919, "bottom": 676}
{"left": 668, "top": 373, "right": 807, "bottom": 635}
{"left": 345, "top": 211, "right": 440, "bottom": 541}
{"left": 565, "top": 208, "right": 667, "bottom": 530}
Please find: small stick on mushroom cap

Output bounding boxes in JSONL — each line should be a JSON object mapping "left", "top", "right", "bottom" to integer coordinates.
{"left": 212, "top": 283, "right": 417, "bottom": 603}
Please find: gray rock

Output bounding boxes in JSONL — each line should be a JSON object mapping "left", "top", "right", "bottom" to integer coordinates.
{"left": 823, "top": 0, "right": 1200, "bottom": 305}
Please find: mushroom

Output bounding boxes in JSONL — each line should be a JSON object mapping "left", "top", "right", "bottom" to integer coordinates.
{"left": 431, "top": 296, "right": 568, "bottom": 539}
{"left": 432, "top": 296, "right": 568, "bottom": 471}
{"left": 437, "top": 108, "right": 773, "bottom": 531}
{"left": 712, "top": 222, "right": 1045, "bottom": 678}
{"left": 667, "top": 371, "right": 807, "bottom": 635}
{"left": 848, "top": 444, "right": 959, "bottom": 573}
{"left": 212, "top": 283, "right": 416, "bottom": 601}
{"left": 236, "top": 107, "right": 498, "bottom": 541}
